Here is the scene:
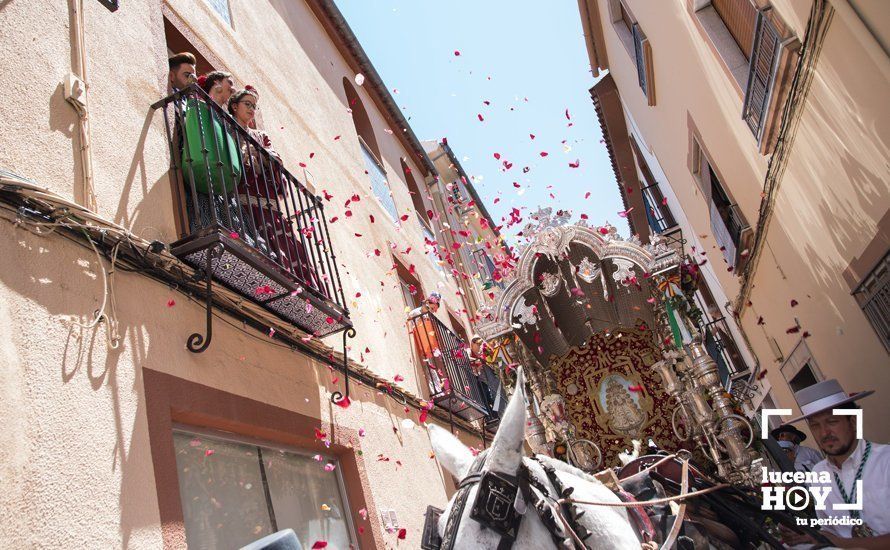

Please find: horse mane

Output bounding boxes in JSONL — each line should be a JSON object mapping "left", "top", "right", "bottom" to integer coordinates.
{"left": 529, "top": 454, "right": 605, "bottom": 485}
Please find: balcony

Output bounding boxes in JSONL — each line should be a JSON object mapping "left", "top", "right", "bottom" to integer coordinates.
{"left": 152, "top": 86, "right": 350, "bottom": 344}
{"left": 407, "top": 311, "right": 502, "bottom": 424}
{"left": 709, "top": 201, "right": 753, "bottom": 273}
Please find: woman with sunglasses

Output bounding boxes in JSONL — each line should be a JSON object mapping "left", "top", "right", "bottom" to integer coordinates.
{"left": 228, "top": 87, "right": 322, "bottom": 293}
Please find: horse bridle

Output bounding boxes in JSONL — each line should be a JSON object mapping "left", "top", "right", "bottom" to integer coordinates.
{"left": 424, "top": 451, "right": 587, "bottom": 550}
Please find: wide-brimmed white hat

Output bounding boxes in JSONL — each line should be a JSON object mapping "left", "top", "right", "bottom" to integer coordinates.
{"left": 786, "top": 379, "right": 874, "bottom": 424}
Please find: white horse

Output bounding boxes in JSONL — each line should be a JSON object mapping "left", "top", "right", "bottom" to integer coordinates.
{"left": 428, "top": 369, "right": 643, "bottom": 549}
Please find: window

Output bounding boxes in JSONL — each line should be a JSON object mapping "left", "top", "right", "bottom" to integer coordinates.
{"left": 712, "top": 0, "right": 758, "bottom": 60}
{"left": 631, "top": 137, "right": 676, "bottom": 234}
{"left": 402, "top": 158, "right": 429, "bottom": 223}
{"left": 690, "top": 2, "right": 798, "bottom": 154}
{"left": 448, "top": 311, "right": 470, "bottom": 344}
{"left": 421, "top": 217, "right": 445, "bottom": 275}
{"left": 448, "top": 179, "right": 470, "bottom": 213}
{"left": 173, "top": 429, "right": 355, "bottom": 549}
{"left": 788, "top": 364, "right": 819, "bottom": 394}
{"left": 781, "top": 340, "right": 822, "bottom": 401}
{"left": 343, "top": 78, "right": 399, "bottom": 221}
{"left": 695, "top": 278, "right": 748, "bottom": 379}
{"left": 690, "top": 136, "right": 753, "bottom": 272}
{"left": 360, "top": 138, "right": 399, "bottom": 221}
{"left": 742, "top": 9, "right": 781, "bottom": 142}
{"left": 607, "top": 0, "right": 656, "bottom": 105}
{"left": 395, "top": 259, "right": 423, "bottom": 312}
{"left": 853, "top": 251, "right": 890, "bottom": 352}
{"left": 472, "top": 248, "right": 503, "bottom": 290}
{"left": 205, "top": 0, "right": 232, "bottom": 26}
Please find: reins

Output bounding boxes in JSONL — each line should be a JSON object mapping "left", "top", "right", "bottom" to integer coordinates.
{"left": 553, "top": 458, "right": 730, "bottom": 550}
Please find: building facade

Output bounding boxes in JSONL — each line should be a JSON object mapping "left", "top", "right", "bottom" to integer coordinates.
{"left": 579, "top": 0, "right": 890, "bottom": 439}
{"left": 0, "top": 1, "right": 506, "bottom": 547}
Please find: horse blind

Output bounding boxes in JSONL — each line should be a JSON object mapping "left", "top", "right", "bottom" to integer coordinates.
{"left": 421, "top": 505, "right": 444, "bottom": 550}
{"left": 742, "top": 9, "right": 780, "bottom": 141}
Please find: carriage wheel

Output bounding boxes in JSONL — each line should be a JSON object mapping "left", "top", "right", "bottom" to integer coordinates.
{"left": 567, "top": 439, "right": 602, "bottom": 472}
{"left": 672, "top": 407, "right": 693, "bottom": 441}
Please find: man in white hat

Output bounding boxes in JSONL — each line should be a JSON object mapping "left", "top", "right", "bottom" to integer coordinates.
{"left": 780, "top": 379, "right": 890, "bottom": 548}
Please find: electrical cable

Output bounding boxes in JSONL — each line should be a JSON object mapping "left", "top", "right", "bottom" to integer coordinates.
{"left": 0, "top": 169, "right": 483, "bottom": 431}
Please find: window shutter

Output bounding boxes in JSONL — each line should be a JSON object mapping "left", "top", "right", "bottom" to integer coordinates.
{"left": 632, "top": 23, "right": 648, "bottom": 97}
{"left": 743, "top": 10, "right": 780, "bottom": 141}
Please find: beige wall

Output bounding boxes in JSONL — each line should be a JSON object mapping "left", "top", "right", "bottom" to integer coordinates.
{"left": 590, "top": 0, "right": 890, "bottom": 439}
{"left": 0, "top": 0, "right": 484, "bottom": 547}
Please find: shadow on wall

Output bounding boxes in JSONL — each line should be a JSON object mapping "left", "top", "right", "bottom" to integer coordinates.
{"left": 0, "top": 227, "right": 157, "bottom": 547}
{"left": 767, "top": 42, "right": 889, "bottom": 328}
{"left": 112, "top": 109, "right": 178, "bottom": 243}
{"left": 0, "top": 222, "right": 355, "bottom": 545}
{"left": 47, "top": 82, "right": 85, "bottom": 204}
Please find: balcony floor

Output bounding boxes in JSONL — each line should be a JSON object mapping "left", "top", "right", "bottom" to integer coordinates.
{"left": 171, "top": 227, "right": 350, "bottom": 338}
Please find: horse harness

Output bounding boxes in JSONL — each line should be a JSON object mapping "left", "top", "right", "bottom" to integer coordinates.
{"left": 423, "top": 451, "right": 609, "bottom": 550}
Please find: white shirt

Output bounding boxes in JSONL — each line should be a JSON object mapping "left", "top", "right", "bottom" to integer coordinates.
{"left": 795, "top": 445, "right": 823, "bottom": 472}
{"left": 809, "top": 440, "right": 890, "bottom": 538}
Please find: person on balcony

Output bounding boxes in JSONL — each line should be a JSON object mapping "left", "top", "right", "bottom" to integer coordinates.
{"left": 168, "top": 54, "right": 250, "bottom": 250}
{"left": 168, "top": 52, "right": 197, "bottom": 93}
{"left": 469, "top": 335, "right": 496, "bottom": 414}
{"left": 468, "top": 335, "right": 491, "bottom": 376}
{"left": 407, "top": 293, "right": 447, "bottom": 394}
{"left": 408, "top": 291, "right": 441, "bottom": 318}
{"left": 228, "top": 87, "right": 321, "bottom": 292}
{"left": 198, "top": 70, "right": 235, "bottom": 108}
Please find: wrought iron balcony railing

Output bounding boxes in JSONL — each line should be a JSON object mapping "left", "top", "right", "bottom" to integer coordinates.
{"left": 407, "top": 311, "right": 500, "bottom": 423}
{"left": 151, "top": 85, "right": 350, "bottom": 351}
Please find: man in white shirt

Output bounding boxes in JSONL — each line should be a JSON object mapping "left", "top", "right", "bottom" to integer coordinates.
{"left": 772, "top": 424, "right": 823, "bottom": 472}
{"left": 780, "top": 379, "right": 890, "bottom": 549}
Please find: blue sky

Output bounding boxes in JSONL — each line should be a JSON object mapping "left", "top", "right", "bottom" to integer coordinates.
{"left": 335, "top": 0, "right": 629, "bottom": 243}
